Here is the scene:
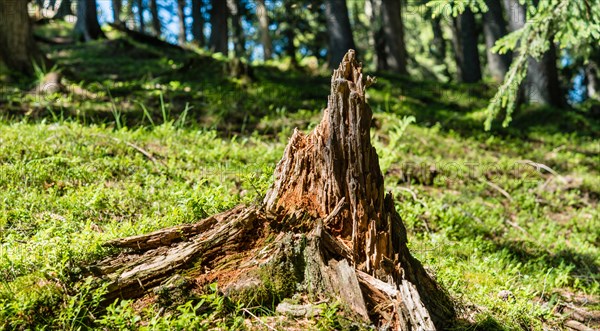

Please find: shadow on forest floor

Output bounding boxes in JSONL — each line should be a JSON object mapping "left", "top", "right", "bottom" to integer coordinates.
{"left": 1, "top": 24, "right": 599, "bottom": 142}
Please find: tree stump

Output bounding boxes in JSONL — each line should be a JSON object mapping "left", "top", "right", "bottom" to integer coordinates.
{"left": 93, "top": 50, "right": 455, "bottom": 330}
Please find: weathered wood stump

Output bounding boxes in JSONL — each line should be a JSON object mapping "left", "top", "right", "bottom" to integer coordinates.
{"left": 94, "top": 50, "right": 455, "bottom": 330}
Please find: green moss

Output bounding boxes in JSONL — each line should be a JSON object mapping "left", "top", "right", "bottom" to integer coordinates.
{"left": 228, "top": 234, "right": 306, "bottom": 307}
{"left": 0, "top": 20, "right": 596, "bottom": 329}
{"left": 0, "top": 273, "right": 64, "bottom": 329}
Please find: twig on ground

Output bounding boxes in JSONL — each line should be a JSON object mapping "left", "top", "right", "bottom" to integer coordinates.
{"left": 517, "top": 160, "right": 566, "bottom": 183}
{"left": 397, "top": 187, "right": 428, "bottom": 209}
{"left": 242, "top": 308, "right": 278, "bottom": 331}
{"left": 92, "top": 134, "right": 167, "bottom": 169}
{"left": 481, "top": 179, "right": 513, "bottom": 202}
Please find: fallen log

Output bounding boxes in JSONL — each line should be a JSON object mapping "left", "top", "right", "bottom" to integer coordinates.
{"left": 92, "top": 50, "right": 455, "bottom": 330}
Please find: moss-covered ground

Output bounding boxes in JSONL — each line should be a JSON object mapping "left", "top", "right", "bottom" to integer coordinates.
{"left": 0, "top": 23, "right": 598, "bottom": 330}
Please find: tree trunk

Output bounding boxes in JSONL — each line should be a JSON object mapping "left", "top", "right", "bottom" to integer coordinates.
{"left": 502, "top": 0, "right": 563, "bottom": 106}
{"left": 191, "top": 0, "right": 204, "bottom": 46}
{"left": 208, "top": 0, "right": 228, "bottom": 54}
{"left": 502, "top": 0, "right": 521, "bottom": 32}
{"left": 431, "top": 17, "right": 446, "bottom": 63}
{"left": 283, "top": 0, "right": 297, "bottom": 66}
{"left": 135, "top": 0, "right": 144, "bottom": 32}
{"left": 74, "top": 0, "right": 105, "bottom": 42}
{"left": 527, "top": 0, "right": 563, "bottom": 106}
{"left": 526, "top": 43, "right": 563, "bottom": 106}
{"left": 53, "top": 0, "right": 74, "bottom": 19}
{"left": 176, "top": 0, "right": 187, "bottom": 45}
{"left": 112, "top": 0, "right": 121, "bottom": 24}
{"left": 92, "top": 50, "right": 455, "bottom": 330}
{"left": 324, "top": 0, "right": 356, "bottom": 69}
{"left": 365, "top": 0, "right": 376, "bottom": 64}
{"left": 148, "top": 0, "right": 161, "bottom": 37}
{"left": 451, "top": 8, "right": 482, "bottom": 83}
{"left": 430, "top": 16, "right": 452, "bottom": 79}
{"left": 124, "top": 0, "right": 134, "bottom": 29}
{"left": 255, "top": 0, "right": 272, "bottom": 60}
{"left": 227, "top": 0, "right": 245, "bottom": 58}
{"left": 0, "top": 0, "right": 46, "bottom": 74}
{"left": 483, "top": 0, "right": 511, "bottom": 82}
{"left": 366, "top": 0, "right": 386, "bottom": 71}
{"left": 586, "top": 61, "right": 599, "bottom": 101}
{"left": 380, "top": 0, "right": 408, "bottom": 74}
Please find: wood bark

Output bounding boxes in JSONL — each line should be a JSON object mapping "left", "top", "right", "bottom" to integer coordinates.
{"left": 112, "top": 0, "right": 122, "bottom": 24}
{"left": 451, "top": 8, "right": 482, "bottom": 83}
{"left": 324, "top": 0, "right": 356, "bottom": 69}
{"left": 227, "top": 0, "right": 245, "bottom": 58}
{"left": 526, "top": 43, "right": 563, "bottom": 106}
{"left": 365, "top": 0, "right": 385, "bottom": 71}
{"left": 191, "top": 0, "right": 204, "bottom": 45}
{"left": 124, "top": 0, "right": 134, "bottom": 29}
{"left": 148, "top": 0, "right": 161, "bottom": 37}
{"left": 380, "top": 0, "right": 408, "bottom": 74}
{"left": 502, "top": 0, "right": 563, "bottom": 106}
{"left": 176, "top": 0, "right": 187, "bottom": 45}
{"left": 92, "top": 50, "right": 455, "bottom": 330}
{"left": 431, "top": 16, "right": 446, "bottom": 64}
{"left": 255, "top": 0, "right": 272, "bottom": 60}
{"left": 483, "top": 0, "right": 511, "bottom": 82}
{"left": 53, "top": 0, "right": 74, "bottom": 19}
{"left": 208, "top": 0, "right": 228, "bottom": 54}
{"left": 74, "top": 0, "right": 105, "bottom": 42}
{"left": 0, "top": 0, "right": 47, "bottom": 74}
{"left": 135, "top": 0, "right": 144, "bottom": 32}
{"left": 586, "top": 60, "right": 599, "bottom": 101}
{"left": 283, "top": 1, "right": 298, "bottom": 66}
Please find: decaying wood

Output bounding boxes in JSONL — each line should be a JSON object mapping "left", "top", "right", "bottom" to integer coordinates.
{"left": 96, "top": 206, "right": 263, "bottom": 300}
{"left": 92, "top": 50, "right": 455, "bottom": 330}
{"left": 275, "top": 302, "right": 323, "bottom": 317}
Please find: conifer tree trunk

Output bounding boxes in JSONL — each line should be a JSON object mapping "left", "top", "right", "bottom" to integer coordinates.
{"left": 256, "top": 0, "right": 272, "bottom": 60}
{"left": 324, "top": 0, "right": 356, "bottom": 69}
{"left": 283, "top": 0, "right": 297, "bottom": 65}
{"left": 430, "top": 15, "right": 452, "bottom": 79}
{"left": 483, "top": 0, "right": 511, "bottom": 82}
{"left": 124, "top": 0, "right": 134, "bottom": 29}
{"left": 227, "top": 0, "right": 245, "bottom": 58}
{"left": 586, "top": 60, "right": 599, "bottom": 101}
{"left": 176, "top": 0, "right": 187, "bottom": 45}
{"left": 93, "top": 50, "right": 455, "bottom": 330}
{"left": 112, "top": 0, "right": 121, "bottom": 24}
{"left": 53, "top": 0, "right": 74, "bottom": 19}
{"left": 380, "top": 0, "right": 408, "bottom": 74}
{"left": 502, "top": 0, "right": 563, "bottom": 106}
{"left": 191, "top": 0, "right": 204, "bottom": 45}
{"left": 208, "top": 0, "right": 228, "bottom": 54}
{"left": 0, "top": 0, "right": 46, "bottom": 74}
{"left": 526, "top": 43, "right": 563, "bottom": 106}
{"left": 74, "top": 0, "right": 105, "bottom": 41}
{"left": 149, "top": 0, "right": 161, "bottom": 36}
{"left": 135, "top": 0, "right": 144, "bottom": 32}
{"left": 452, "top": 8, "right": 482, "bottom": 83}
{"left": 431, "top": 17, "right": 446, "bottom": 64}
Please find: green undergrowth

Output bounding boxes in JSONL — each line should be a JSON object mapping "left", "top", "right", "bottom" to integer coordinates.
{"left": 0, "top": 21, "right": 598, "bottom": 330}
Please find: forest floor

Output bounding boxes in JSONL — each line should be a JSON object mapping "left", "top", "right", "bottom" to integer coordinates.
{"left": 0, "top": 23, "right": 598, "bottom": 330}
